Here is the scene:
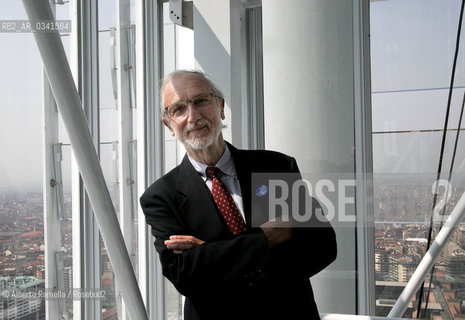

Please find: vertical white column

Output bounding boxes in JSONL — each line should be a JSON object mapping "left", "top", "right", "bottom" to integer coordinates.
{"left": 353, "top": 0, "right": 375, "bottom": 315}
{"left": 43, "top": 2, "right": 62, "bottom": 318}
{"left": 135, "top": 0, "right": 149, "bottom": 310}
{"left": 262, "top": 0, "right": 357, "bottom": 314}
{"left": 163, "top": 3, "right": 181, "bottom": 169}
{"left": 136, "top": 0, "right": 165, "bottom": 319}
{"left": 79, "top": 0, "right": 101, "bottom": 318}
{"left": 116, "top": 0, "right": 133, "bottom": 319}
{"left": 69, "top": 0, "right": 82, "bottom": 318}
{"left": 193, "top": 0, "right": 243, "bottom": 147}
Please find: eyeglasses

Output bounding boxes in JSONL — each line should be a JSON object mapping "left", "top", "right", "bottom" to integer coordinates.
{"left": 164, "top": 93, "right": 221, "bottom": 119}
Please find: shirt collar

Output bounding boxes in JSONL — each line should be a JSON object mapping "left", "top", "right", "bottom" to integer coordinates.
{"left": 188, "top": 144, "right": 238, "bottom": 180}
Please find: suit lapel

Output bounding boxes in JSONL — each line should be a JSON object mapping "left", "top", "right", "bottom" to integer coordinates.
{"left": 175, "top": 155, "right": 232, "bottom": 241}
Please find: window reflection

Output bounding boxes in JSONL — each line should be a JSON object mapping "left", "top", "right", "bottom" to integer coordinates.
{"left": 371, "top": 0, "right": 465, "bottom": 318}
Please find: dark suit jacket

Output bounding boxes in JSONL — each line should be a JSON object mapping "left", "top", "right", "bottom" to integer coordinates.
{"left": 140, "top": 143, "right": 337, "bottom": 320}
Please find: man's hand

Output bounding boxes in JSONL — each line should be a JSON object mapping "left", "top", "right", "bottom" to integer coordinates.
{"left": 260, "top": 219, "right": 293, "bottom": 248}
{"left": 165, "top": 235, "right": 205, "bottom": 254}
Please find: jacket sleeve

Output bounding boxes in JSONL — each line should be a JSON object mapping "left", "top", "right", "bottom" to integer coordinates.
{"left": 140, "top": 190, "right": 273, "bottom": 298}
{"left": 270, "top": 199, "right": 337, "bottom": 279}
{"left": 266, "top": 157, "right": 337, "bottom": 279}
{"left": 140, "top": 154, "right": 337, "bottom": 297}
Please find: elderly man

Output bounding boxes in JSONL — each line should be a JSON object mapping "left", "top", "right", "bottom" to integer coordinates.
{"left": 140, "top": 70, "right": 336, "bottom": 320}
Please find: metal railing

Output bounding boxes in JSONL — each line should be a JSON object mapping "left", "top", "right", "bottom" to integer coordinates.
{"left": 388, "top": 189, "right": 465, "bottom": 317}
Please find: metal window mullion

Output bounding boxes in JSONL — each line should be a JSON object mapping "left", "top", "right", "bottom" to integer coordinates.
{"left": 244, "top": 5, "right": 264, "bottom": 150}
{"left": 146, "top": 3, "right": 164, "bottom": 184}
{"left": 110, "top": 28, "right": 119, "bottom": 110}
{"left": 136, "top": 0, "right": 165, "bottom": 319}
{"left": 80, "top": 0, "right": 101, "bottom": 319}
{"left": 135, "top": 0, "right": 149, "bottom": 313}
{"left": 353, "top": 0, "right": 375, "bottom": 315}
{"left": 52, "top": 143, "right": 65, "bottom": 220}
{"left": 230, "top": 0, "right": 244, "bottom": 148}
{"left": 68, "top": 0, "right": 83, "bottom": 318}
{"left": 116, "top": 0, "right": 135, "bottom": 318}
{"left": 43, "top": 33, "right": 62, "bottom": 320}
{"left": 128, "top": 140, "right": 137, "bottom": 221}
{"left": 51, "top": 143, "right": 68, "bottom": 318}
{"left": 128, "top": 25, "right": 137, "bottom": 109}
{"left": 239, "top": 3, "right": 249, "bottom": 149}
{"left": 54, "top": 251, "right": 66, "bottom": 316}
{"left": 152, "top": 2, "right": 165, "bottom": 319}
{"left": 252, "top": 7, "right": 264, "bottom": 150}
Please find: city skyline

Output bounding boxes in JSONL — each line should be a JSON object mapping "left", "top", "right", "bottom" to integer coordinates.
{"left": 1, "top": 189, "right": 464, "bottom": 319}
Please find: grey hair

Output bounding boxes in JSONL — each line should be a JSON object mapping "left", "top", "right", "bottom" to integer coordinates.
{"left": 159, "top": 70, "right": 224, "bottom": 122}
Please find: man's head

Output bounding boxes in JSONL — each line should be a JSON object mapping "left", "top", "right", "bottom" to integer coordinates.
{"left": 160, "top": 70, "right": 225, "bottom": 152}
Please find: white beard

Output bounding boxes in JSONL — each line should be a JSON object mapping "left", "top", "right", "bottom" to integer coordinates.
{"left": 180, "top": 119, "right": 222, "bottom": 151}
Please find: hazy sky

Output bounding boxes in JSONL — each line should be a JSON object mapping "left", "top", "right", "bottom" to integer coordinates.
{"left": 0, "top": 0, "right": 118, "bottom": 191}
{"left": 370, "top": 0, "right": 465, "bottom": 176}
{"left": 0, "top": 1, "right": 42, "bottom": 190}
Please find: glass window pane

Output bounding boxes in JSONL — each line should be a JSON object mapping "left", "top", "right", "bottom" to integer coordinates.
{"left": 371, "top": 0, "right": 465, "bottom": 318}
{"left": 98, "top": 0, "right": 138, "bottom": 318}
{"left": 99, "top": 0, "right": 119, "bottom": 316}
{"left": 161, "top": 2, "right": 194, "bottom": 318}
{"left": 60, "top": 145, "right": 73, "bottom": 318}
{"left": 0, "top": 1, "right": 45, "bottom": 319}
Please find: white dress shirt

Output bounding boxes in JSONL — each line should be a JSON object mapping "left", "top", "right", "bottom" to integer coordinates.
{"left": 188, "top": 145, "right": 246, "bottom": 222}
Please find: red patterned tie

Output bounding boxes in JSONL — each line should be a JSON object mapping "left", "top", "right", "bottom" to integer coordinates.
{"left": 206, "top": 166, "right": 246, "bottom": 235}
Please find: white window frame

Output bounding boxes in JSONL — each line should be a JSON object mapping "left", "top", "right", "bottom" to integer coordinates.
{"left": 353, "top": 0, "right": 375, "bottom": 315}
{"left": 136, "top": 0, "right": 165, "bottom": 319}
